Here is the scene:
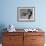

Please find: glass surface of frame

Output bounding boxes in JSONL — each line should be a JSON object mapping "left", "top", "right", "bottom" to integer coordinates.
{"left": 17, "top": 7, "right": 35, "bottom": 22}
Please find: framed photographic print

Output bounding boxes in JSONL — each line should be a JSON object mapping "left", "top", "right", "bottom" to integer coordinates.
{"left": 17, "top": 7, "right": 35, "bottom": 22}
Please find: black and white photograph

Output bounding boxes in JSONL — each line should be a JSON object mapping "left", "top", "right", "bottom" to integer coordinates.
{"left": 17, "top": 7, "right": 35, "bottom": 22}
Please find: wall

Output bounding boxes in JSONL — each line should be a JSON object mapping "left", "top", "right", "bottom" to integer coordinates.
{"left": 0, "top": 0, "right": 46, "bottom": 43}
{"left": 0, "top": 0, "right": 46, "bottom": 29}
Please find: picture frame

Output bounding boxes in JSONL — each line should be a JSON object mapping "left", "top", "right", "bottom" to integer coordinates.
{"left": 17, "top": 7, "right": 35, "bottom": 22}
